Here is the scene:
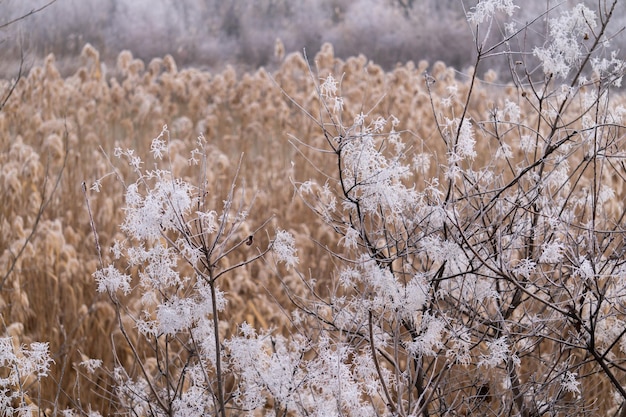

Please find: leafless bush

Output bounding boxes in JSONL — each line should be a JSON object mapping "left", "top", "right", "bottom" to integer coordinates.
{"left": 284, "top": 1, "right": 626, "bottom": 415}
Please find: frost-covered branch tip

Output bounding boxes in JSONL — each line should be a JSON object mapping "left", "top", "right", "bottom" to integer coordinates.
{"left": 273, "top": 229, "right": 299, "bottom": 269}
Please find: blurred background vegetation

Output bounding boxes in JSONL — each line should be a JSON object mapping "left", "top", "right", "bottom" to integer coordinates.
{"left": 2, "top": 0, "right": 624, "bottom": 79}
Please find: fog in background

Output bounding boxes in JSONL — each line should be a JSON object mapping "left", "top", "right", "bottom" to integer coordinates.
{"left": 1, "top": 0, "right": 625, "bottom": 78}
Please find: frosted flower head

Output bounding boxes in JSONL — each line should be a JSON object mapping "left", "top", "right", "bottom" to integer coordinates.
{"left": 354, "top": 112, "right": 366, "bottom": 126}
{"left": 273, "top": 229, "right": 299, "bottom": 268}
{"left": 519, "top": 134, "right": 536, "bottom": 153}
{"left": 339, "top": 226, "right": 360, "bottom": 250}
{"left": 539, "top": 240, "right": 565, "bottom": 264}
{"left": 150, "top": 125, "right": 168, "bottom": 160}
{"left": 93, "top": 265, "right": 132, "bottom": 295}
{"left": 373, "top": 116, "right": 387, "bottom": 133}
{"left": 503, "top": 99, "right": 520, "bottom": 123}
{"left": 479, "top": 336, "right": 514, "bottom": 368}
{"left": 320, "top": 74, "right": 339, "bottom": 97}
{"left": 467, "top": 0, "right": 518, "bottom": 25}
{"left": 512, "top": 258, "right": 536, "bottom": 279}
{"left": 0, "top": 339, "right": 53, "bottom": 380}
{"left": 26, "top": 342, "right": 53, "bottom": 378}
{"left": 156, "top": 296, "right": 195, "bottom": 335}
{"left": 80, "top": 358, "right": 103, "bottom": 374}
{"left": 407, "top": 313, "right": 445, "bottom": 356}
{"left": 495, "top": 143, "right": 513, "bottom": 159}
{"left": 457, "top": 119, "right": 476, "bottom": 158}
{"left": 298, "top": 180, "right": 314, "bottom": 195}
{"left": 456, "top": 118, "right": 477, "bottom": 160}
{"left": 533, "top": 4, "right": 597, "bottom": 79}
{"left": 121, "top": 174, "right": 195, "bottom": 241}
{"left": 129, "top": 155, "right": 142, "bottom": 170}
{"left": 412, "top": 153, "right": 431, "bottom": 173}
{"left": 196, "top": 210, "right": 219, "bottom": 234}
{"left": 575, "top": 257, "right": 594, "bottom": 280}
{"left": 333, "top": 96, "right": 344, "bottom": 113}
{"left": 561, "top": 371, "right": 581, "bottom": 394}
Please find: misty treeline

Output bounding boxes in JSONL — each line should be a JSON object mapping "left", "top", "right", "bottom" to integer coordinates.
{"left": 1, "top": 0, "right": 625, "bottom": 77}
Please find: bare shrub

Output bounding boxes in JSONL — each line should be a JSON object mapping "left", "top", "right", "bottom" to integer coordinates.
{"left": 285, "top": 1, "right": 626, "bottom": 415}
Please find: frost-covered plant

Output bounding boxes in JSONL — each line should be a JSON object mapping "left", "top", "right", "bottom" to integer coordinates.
{"left": 0, "top": 336, "right": 52, "bottom": 416}
{"left": 88, "top": 126, "right": 301, "bottom": 416}
{"left": 287, "top": 1, "right": 626, "bottom": 415}
{"left": 90, "top": 125, "right": 414, "bottom": 417}
{"left": 533, "top": 3, "right": 598, "bottom": 79}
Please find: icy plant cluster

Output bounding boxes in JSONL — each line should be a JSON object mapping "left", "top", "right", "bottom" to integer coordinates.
{"left": 0, "top": 337, "right": 52, "bottom": 416}
{"left": 90, "top": 124, "right": 427, "bottom": 416}
{"left": 533, "top": 3, "right": 598, "bottom": 79}
{"left": 289, "top": 1, "right": 626, "bottom": 415}
{"left": 87, "top": 126, "right": 307, "bottom": 416}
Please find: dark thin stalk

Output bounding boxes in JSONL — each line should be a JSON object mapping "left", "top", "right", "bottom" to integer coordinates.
{"left": 209, "top": 267, "right": 226, "bottom": 417}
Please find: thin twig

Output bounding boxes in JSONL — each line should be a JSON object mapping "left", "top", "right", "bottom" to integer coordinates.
{"left": 0, "top": 0, "right": 57, "bottom": 30}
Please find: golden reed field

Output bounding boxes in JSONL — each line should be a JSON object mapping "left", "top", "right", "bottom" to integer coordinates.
{"left": 2, "top": 40, "right": 626, "bottom": 414}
